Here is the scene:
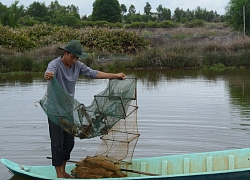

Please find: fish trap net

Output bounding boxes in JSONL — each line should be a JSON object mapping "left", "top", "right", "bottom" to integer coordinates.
{"left": 39, "top": 77, "right": 139, "bottom": 164}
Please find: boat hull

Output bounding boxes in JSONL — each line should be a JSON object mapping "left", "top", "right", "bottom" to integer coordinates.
{"left": 2, "top": 148, "right": 250, "bottom": 180}
{"left": 4, "top": 165, "right": 250, "bottom": 180}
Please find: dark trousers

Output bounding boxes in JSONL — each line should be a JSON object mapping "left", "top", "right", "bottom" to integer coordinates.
{"left": 48, "top": 118, "right": 74, "bottom": 166}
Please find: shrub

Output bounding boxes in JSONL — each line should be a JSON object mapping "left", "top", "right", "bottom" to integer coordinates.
{"left": 185, "top": 20, "right": 206, "bottom": 28}
{"left": 125, "top": 22, "right": 143, "bottom": 29}
{"left": 146, "top": 22, "right": 160, "bottom": 28}
{"left": 0, "top": 24, "right": 151, "bottom": 54}
{"left": 160, "top": 20, "right": 175, "bottom": 28}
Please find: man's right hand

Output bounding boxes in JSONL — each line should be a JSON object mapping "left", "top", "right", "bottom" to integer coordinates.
{"left": 45, "top": 71, "right": 54, "bottom": 80}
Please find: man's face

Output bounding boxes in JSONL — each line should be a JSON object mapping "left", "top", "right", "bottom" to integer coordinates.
{"left": 65, "top": 51, "right": 79, "bottom": 65}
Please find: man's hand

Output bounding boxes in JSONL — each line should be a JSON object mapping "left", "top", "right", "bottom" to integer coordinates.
{"left": 115, "top": 73, "right": 126, "bottom": 80}
{"left": 45, "top": 71, "right": 54, "bottom": 80}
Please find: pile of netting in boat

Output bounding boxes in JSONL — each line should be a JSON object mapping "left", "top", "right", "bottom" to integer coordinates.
{"left": 71, "top": 155, "right": 127, "bottom": 179}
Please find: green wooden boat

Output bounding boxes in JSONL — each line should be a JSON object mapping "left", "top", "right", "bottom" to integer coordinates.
{"left": 2, "top": 148, "right": 250, "bottom": 180}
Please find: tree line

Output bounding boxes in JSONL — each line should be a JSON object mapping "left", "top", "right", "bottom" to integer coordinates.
{"left": 0, "top": 0, "right": 224, "bottom": 26}
{"left": 0, "top": 0, "right": 249, "bottom": 34}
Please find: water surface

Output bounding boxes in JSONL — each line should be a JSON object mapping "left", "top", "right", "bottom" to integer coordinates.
{"left": 1, "top": 69, "right": 250, "bottom": 179}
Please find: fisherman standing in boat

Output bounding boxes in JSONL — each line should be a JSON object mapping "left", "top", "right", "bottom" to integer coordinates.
{"left": 44, "top": 40, "right": 126, "bottom": 178}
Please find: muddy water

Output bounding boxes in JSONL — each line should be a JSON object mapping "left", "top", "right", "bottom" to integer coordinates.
{"left": 1, "top": 69, "right": 250, "bottom": 179}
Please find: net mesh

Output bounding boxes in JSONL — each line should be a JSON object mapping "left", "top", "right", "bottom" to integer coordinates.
{"left": 72, "top": 156, "right": 127, "bottom": 179}
{"left": 39, "top": 77, "right": 139, "bottom": 162}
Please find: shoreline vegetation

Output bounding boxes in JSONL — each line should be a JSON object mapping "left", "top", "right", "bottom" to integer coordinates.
{"left": 0, "top": 22, "right": 250, "bottom": 74}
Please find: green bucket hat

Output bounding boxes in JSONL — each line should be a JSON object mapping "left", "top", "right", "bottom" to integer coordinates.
{"left": 58, "top": 40, "right": 88, "bottom": 60}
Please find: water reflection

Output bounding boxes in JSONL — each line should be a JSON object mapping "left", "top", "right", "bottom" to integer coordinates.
{"left": 128, "top": 69, "right": 232, "bottom": 87}
{"left": 0, "top": 73, "right": 43, "bottom": 84}
{"left": 129, "top": 69, "right": 250, "bottom": 111}
{"left": 225, "top": 70, "right": 250, "bottom": 131}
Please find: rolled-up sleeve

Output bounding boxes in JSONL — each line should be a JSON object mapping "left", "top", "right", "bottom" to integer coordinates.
{"left": 79, "top": 62, "right": 98, "bottom": 78}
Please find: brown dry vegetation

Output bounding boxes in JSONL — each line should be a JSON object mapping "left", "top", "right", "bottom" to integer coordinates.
{"left": 120, "top": 24, "right": 250, "bottom": 69}
{"left": 143, "top": 26, "right": 247, "bottom": 48}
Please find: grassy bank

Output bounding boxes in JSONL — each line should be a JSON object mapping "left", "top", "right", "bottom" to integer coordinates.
{"left": 1, "top": 24, "right": 250, "bottom": 73}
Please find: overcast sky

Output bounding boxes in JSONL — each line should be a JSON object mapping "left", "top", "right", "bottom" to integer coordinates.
{"left": 1, "top": 0, "right": 230, "bottom": 16}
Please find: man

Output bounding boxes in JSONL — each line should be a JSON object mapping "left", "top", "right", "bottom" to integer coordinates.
{"left": 45, "top": 39, "right": 126, "bottom": 178}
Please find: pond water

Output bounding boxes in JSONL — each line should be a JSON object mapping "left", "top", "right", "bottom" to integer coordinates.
{"left": 1, "top": 69, "right": 250, "bottom": 180}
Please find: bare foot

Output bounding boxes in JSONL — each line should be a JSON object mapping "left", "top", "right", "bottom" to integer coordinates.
{"left": 64, "top": 172, "right": 75, "bottom": 179}
{"left": 57, "top": 174, "right": 64, "bottom": 178}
